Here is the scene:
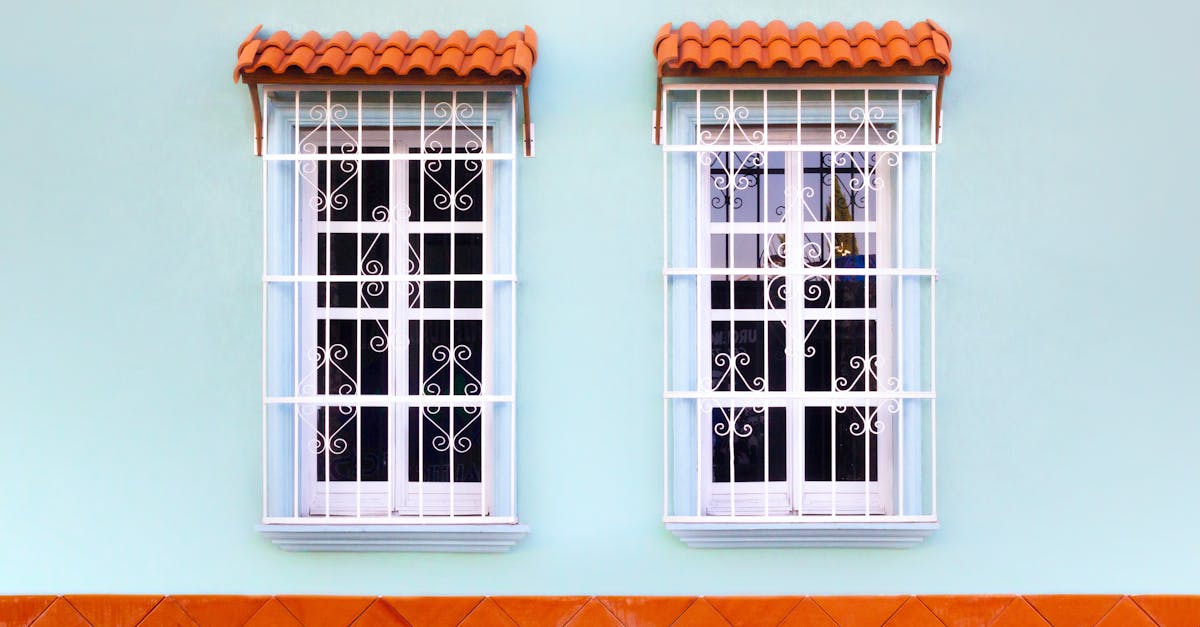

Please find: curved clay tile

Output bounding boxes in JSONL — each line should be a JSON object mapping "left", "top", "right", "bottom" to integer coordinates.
{"left": 412, "top": 31, "right": 441, "bottom": 52}
{"left": 794, "top": 22, "right": 822, "bottom": 43}
{"left": 677, "top": 39, "right": 704, "bottom": 68}
{"left": 282, "top": 47, "right": 316, "bottom": 72}
{"left": 732, "top": 21, "right": 762, "bottom": 45}
{"left": 825, "top": 38, "right": 855, "bottom": 65}
{"left": 343, "top": 46, "right": 376, "bottom": 73}
{"left": 437, "top": 30, "right": 471, "bottom": 54}
{"left": 733, "top": 38, "right": 763, "bottom": 68}
{"left": 851, "top": 22, "right": 883, "bottom": 44}
{"left": 255, "top": 46, "right": 286, "bottom": 72}
{"left": 264, "top": 30, "right": 292, "bottom": 51}
{"left": 374, "top": 48, "right": 407, "bottom": 74}
{"left": 234, "top": 26, "right": 537, "bottom": 84}
{"left": 878, "top": 21, "right": 910, "bottom": 45}
{"left": 653, "top": 19, "right": 951, "bottom": 77}
{"left": 238, "top": 25, "right": 264, "bottom": 55}
{"left": 762, "top": 20, "right": 791, "bottom": 46}
{"left": 314, "top": 47, "right": 346, "bottom": 73}
{"left": 468, "top": 30, "right": 499, "bottom": 53}
{"left": 379, "top": 31, "right": 410, "bottom": 52}
{"left": 463, "top": 47, "right": 497, "bottom": 74}
{"left": 821, "top": 22, "right": 851, "bottom": 46}
{"left": 351, "top": 32, "right": 381, "bottom": 52}
{"left": 706, "top": 39, "right": 734, "bottom": 67}
{"left": 319, "top": 32, "right": 354, "bottom": 53}
{"left": 765, "top": 38, "right": 792, "bottom": 66}
{"left": 678, "top": 22, "right": 704, "bottom": 43}
{"left": 434, "top": 47, "right": 467, "bottom": 75}
{"left": 854, "top": 38, "right": 885, "bottom": 64}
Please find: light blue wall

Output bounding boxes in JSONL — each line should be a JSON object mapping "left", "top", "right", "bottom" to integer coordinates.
{"left": 2, "top": 0, "right": 1198, "bottom": 594}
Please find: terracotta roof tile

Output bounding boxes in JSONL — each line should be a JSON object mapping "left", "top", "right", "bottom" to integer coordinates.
{"left": 235, "top": 25, "right": 537, "bottom": 84}
{"left": 654, "top": 19, "right": 952, "bottom": 77}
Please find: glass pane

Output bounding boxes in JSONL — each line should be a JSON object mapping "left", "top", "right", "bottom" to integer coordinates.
{"left": 316, "top": 406, "right": 388, "bottom": 481}
{"left": 712, "top": 407, "right": 787, "bottom": 482}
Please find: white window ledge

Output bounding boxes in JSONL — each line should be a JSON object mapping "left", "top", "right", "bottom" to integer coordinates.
{"left": 257, "top": 524, "right": 531, "bottom": 553}
{"left": 665, "top": 521, "right": 938, "bottom": 548}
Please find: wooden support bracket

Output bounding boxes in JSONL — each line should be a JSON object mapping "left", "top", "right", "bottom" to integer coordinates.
{"left": 247, "top": 82, "right": 263, "bottom": 156}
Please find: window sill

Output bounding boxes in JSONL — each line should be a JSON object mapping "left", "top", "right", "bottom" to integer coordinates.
{"left": 257, "top": 523, "right": 531, "bottom": 553}
{"left": 665, "top": 521, "right": 937, "bottom": 548}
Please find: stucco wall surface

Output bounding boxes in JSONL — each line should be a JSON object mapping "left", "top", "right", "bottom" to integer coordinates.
{"left": 1, "top": 0, "right": 1198, "bottom": 594}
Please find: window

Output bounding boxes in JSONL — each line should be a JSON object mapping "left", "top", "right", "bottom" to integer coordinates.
{"left": 237, "top": 24, "right": 536, "bottom": 551}
{"left": 257, "top": 88, "right": 523, "bottom": 550}
{"left": 661, "top": 86, "right": 938, "bottom": 547}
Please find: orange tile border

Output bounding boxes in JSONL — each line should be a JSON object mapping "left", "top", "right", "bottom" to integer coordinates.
{"left": 918, "top": 595, "right": 1016, "bottom": 627}
{"left": 63, "top": 595, "right": 162, "bottom": 627}
{"left": 705, "top": 597, "right": 801, "bottom": 627}
{"left": 0, "top": 596, "right": 55, "bottom": 627}
{"left": 491, "top": 597, "right": 589, "bottom": 627}
{"left": 1132, "top": 594, "right": 1200, "bottom": 627}
{"left": 0, "top": 595, "right": 1196, "bottom": 626}
{"left": 137, "top": 598, "right": 198, "bottom": 627}
{"left": 1025, "top": 595, "right": 1123, "bottom": 627}
{"left": 171, "top": 596, "right": 270, "bottom": 627}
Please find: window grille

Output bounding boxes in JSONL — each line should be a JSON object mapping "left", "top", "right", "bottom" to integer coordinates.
{"left": 662, "top": 85, "right": 937, "bottom": 525}
{"left": 261, "top": 88, "right": 517, "bottom": 524}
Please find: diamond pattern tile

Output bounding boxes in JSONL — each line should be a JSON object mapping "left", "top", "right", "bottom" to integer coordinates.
{"left": 136, "top": 599, "right": 198, "bottom": 627}
{"left": 1131, "top": 595, "right": 1200, "bottom": 627}
{"left": 1025, "top": 596, "right": 1122, "bottom": 627}
{"left": 918, "top": 596, "right": 1014, "bottom": 627}
{"left": 881, "top": 598, "right": 942, "bottom": 627}
{"left": 706, "top": 597, "right": 802, "bottom": 627}
{"left": 65, "top": 595, "right": 162, "bottom": 627}
{"left": 171, "top": 596, "right": 270, "bottom": 627}
{"left": 811, "top": 596, "right": 908, "bottom": 627}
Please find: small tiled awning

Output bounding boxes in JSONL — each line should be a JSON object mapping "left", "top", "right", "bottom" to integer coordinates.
{"left": 234, "top": 25, "right": 538, "bottom": 155}
{"left": 651, "top": 19, "right": 952, "bottom": 142}
{"left": 654, "top": 20, "right": 950, "bottom": 78}
{"left": 235, "top": 25, "right": 536, "bottom": 85}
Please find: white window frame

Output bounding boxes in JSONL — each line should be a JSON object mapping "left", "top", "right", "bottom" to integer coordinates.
{"left": 298, "top": 129, "right": 493, "bottom": 518}
{"left": 257, "top": 87, "right": 527, "bottom": 551}
{"left": 661, "top": 83, "right": 939, "bottom": 548}
{"left": 696, "top": 135, "right": 896, "bottom": 517}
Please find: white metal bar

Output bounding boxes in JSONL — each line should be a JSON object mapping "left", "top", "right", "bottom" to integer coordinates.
{"left": 509, "top": 92, "right": 518, "bottom": 519}
{"left": 662, "top": 82, "right": 936, "bottom": 92}
{"left": 264, "top": 153, "right": 515, "bottom": 161}
{"left": 761, "top": 113, "right": 771, "bottom": 517}
{"left": 266, "top": 274, "right": 515, "bottom": 282}
{"left": 261, "top": 116, "right": 269, "bottom": 520}
{"left": 664, "top": 144, "right": 934, "bottom": 153}
{"left": 289, "top": 221, "right": 486, "bottom": 235}
{"left": 448, "top": 90, "right": 458, "bottom": 518}
{"left": 418, "top": 90, "right": 426, "bottom": 518}
{"left": 292, "top": 90, "right": 301, "bottom": 518}
{"left": 708, "top": 221, "right": 875, "bottom": 234}
{"left": 662, "top": 515, "right": 937, "bottom": 523}
{"left": 387, "top": 89, "right": 396, "bottom": 519}
{"left": 481, "top": 91, "right": 489, "bottom": 519}
{"left": 355, "top": 89, "right": 363, "bottom": 519}
{"left": 664, "top": 267, "right": 935, "bottom": 277}
{"left": 662, "top": 147, "right": 670, "bottom": 517}
{"left": 262, "top": 516, "right": 520, "bottom": 525}
{"left": 323, "top": 89, "right": 332, "bottom": 519}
